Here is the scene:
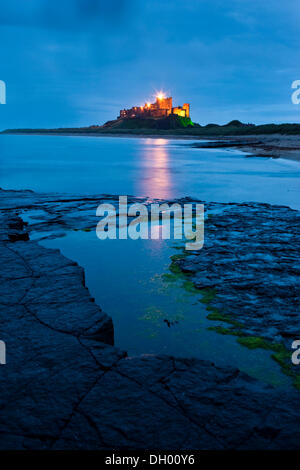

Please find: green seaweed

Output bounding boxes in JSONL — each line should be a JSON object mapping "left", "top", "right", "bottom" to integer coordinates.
{"left": 237, "top": 336, "right": 277, "bottom": 351}
{"left": 199, "top": 288, "right": 217, "bottom": 304}
{"left": 206, "top": 310, "right": 244, "bottom": 328}
{"left": 169, "top": 262, "right": 183, "bottom": 275}
{"left": 182, "top": 280, "right": 200, "bottom": 294}
{"left": 208, "top": 326, "right": 243, "bottom": 336}
{"left": 162, "top": 273, "right": 178, "bottom": 282}
{"left": 237, "top": 337, "right": 300, "bottom": 390}
{"left": 272, "top": 352, "right": 294, "bottom": 377}
{"left": 170, "top": 253, "right": 186, "bottom": 262}
{"left": 168, "top": 245, "right": 300, "bottom": 391}
{"left": 292, "top": 376, "right": 300, "bottom": 390}
{"left": 169, "top": 253, "right": 187, "bottom": 276}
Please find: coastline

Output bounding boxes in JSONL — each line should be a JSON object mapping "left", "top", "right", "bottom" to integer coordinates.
{"left": 189, "top": 134, "right": 300, "bottom": 162}
{"left": 2, "top": 131, "right": 300, "bottom": 161}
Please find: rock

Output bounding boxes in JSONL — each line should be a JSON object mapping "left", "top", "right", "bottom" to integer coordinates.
{"left": 177, "top": 203, "right": 300, "bottom": 348}
{"left": 0, "top": 193, "right": 299, "bottom": 449}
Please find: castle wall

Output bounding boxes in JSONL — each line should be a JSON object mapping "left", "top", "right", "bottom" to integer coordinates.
{"left": 172, "top": 107, "right": 186, "bottom": 117}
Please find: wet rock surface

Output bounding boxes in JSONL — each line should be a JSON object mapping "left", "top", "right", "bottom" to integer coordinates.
{"left": 0, "top": 189, "right": 299, "bottom": 449}
{"left": 0, "top": 188, "right": 150, "bottom": 238}
{"left": 176, "top": 202, "right": 300, "bottom": 348}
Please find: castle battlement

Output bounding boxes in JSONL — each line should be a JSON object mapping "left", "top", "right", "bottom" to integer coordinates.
{"left": 119, "top": 94, "right": 190, "bottom": 120}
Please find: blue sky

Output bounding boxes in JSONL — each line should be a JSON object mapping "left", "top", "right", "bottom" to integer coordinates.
{"left": 0, "top": 0, "right": 299, "bottom": 128}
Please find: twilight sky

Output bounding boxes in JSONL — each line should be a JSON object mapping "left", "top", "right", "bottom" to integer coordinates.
{"left": 0, "top": 0, "right": 299, "bottom": 129}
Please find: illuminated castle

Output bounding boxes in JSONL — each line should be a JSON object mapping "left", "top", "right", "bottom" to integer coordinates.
{"left": 119, "top": 93, "right": 190, "bottom": 119}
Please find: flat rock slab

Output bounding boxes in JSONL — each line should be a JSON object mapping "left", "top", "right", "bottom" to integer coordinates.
{"left": 0, "top": 197, "right": 299, "bottom": 449}
{"left": 177, "top": 202, "right": 300, "bottom": 348}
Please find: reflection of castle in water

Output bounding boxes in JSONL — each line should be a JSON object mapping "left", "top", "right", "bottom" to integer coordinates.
{"left": 119, "top": 94, "right": 190, "bottom": 119}
{"left": 136, "top": 139, "right": 173, "bottom": 200}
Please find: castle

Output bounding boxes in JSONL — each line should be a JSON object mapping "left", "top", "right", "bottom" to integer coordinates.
{"left": 119, "top": 94, "right": 190, "bottom": 119}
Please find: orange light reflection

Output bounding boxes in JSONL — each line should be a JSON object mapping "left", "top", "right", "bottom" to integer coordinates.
{"left": 136, "top": 139, "right": 173, "bottom": 200}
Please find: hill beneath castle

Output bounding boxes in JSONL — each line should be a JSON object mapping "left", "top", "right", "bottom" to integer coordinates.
{"left": 102, "top": 114, "right": 194, "bottom": 130}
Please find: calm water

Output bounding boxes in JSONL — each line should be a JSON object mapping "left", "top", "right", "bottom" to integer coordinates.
{"left": 0, "top": 134, "right": 299, "bottom": 208}
{"left": 38, "top": 230, "right": 290, "bottom": 387}
{"left": 3, "top": 134, "right": 299, "bottom": 387}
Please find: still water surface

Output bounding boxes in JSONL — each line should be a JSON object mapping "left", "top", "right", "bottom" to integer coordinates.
{"left": 1, "top": 134, "right": 299, "bottom": 208}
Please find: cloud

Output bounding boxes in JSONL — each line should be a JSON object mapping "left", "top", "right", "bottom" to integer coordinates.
{"left": 0, "top": 0, "right": 134, "bottom": 30}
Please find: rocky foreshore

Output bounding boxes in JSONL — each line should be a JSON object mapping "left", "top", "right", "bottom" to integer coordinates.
{"left": 189, "top": 135, "right": 300, "bottom": 161}
{"left": 0, "top": 189, "right": 300, "bottom": 449}
{"left": 175, "top": 201, "right": 300, "bottom": 349}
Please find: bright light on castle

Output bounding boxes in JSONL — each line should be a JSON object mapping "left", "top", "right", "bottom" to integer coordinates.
{"left": 156, "top": 92, "right": 165, "bottom": 100}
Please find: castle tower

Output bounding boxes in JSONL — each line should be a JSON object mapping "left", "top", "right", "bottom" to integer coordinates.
{"left": 182, "top": 103, "right": 190, "bottom": 118}
{"left": 156, "top": 96, "right": 172, "bottom": 115}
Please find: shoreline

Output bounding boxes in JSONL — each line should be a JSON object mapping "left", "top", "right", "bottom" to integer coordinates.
{"left": 2, "top": 131, "right": 300, "bottom": 161}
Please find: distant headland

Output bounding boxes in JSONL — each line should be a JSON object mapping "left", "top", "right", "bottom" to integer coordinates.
{"left": 2, "top": 91, "right": 300, "bottom": 137}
